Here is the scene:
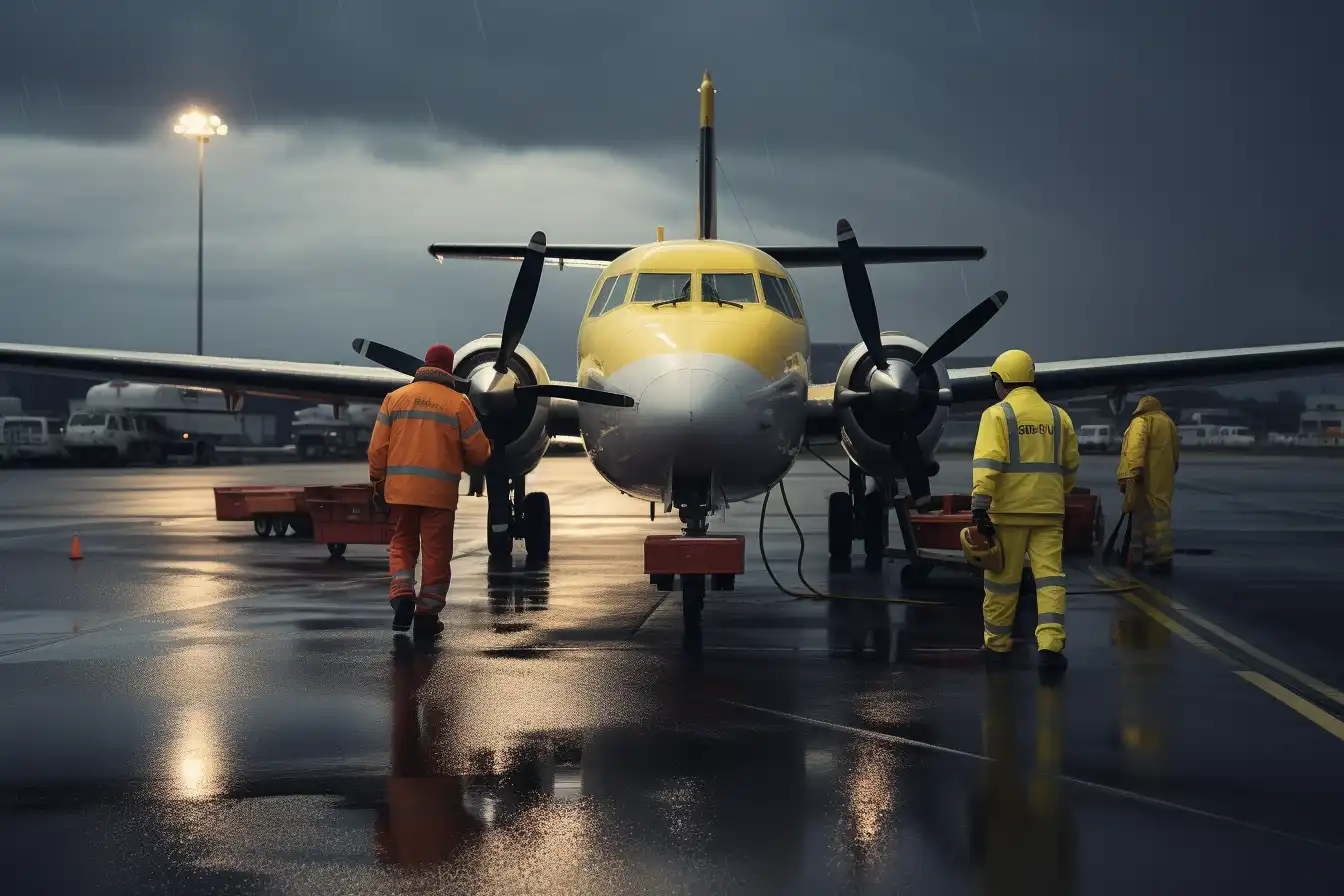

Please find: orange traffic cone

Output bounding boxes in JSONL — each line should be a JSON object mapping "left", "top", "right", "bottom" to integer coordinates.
{"left": 69, "top": 535, "right": 83, "bottom": 560}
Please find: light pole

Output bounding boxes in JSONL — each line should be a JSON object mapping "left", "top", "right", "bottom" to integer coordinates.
{"left": 173, "top": 109, "right": 227, "bottom": 355}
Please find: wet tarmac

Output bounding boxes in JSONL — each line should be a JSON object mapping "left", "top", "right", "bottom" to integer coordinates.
{"left": 1, "top": 451, "right": 1342, "bottom": 894}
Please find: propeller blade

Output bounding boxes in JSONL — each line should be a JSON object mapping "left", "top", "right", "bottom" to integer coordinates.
{"left": 836, "top": 219, "right": 888, "bottom": 371}
{"left": 351, "top": 337, "right": 421, "bottom": 376}
{"left": 911, "top": 290, "right": 1009, "bottom": 376}
{"left": 352, "top": 338, "right": 470, "bottom": 388}
{"left": 516, "top": 383, "right": 635, "bottom": 408}
{"left": 495, "top": 231, "right": 548, "bottom": 375}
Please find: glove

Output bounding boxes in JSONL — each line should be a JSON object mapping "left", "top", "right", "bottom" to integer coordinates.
{"left": 971, "top": 508, "right": 995, "bottom": 540}
{"left": 371, "top": 479, "right": 388, "bottom": 513}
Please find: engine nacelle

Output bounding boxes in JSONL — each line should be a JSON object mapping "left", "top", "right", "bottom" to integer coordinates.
{"left": 452, "top": 335, "right": 552, "bottom": 479}
{"left": 834, "top": 331, "right": 952, "bottom": 482}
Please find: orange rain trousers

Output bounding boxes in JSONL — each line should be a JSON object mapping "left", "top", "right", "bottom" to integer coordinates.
{"left": 388, "top": 505, "right": 456, "bottom": 615}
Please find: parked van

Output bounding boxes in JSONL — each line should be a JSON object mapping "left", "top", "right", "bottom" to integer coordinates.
{"left": 1077, "top": 424, "right": 1117, "bottom": 453}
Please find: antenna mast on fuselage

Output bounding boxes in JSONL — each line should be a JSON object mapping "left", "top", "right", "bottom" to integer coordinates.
{"left": 697, "top": 71, "right": 717, "bottom": 240}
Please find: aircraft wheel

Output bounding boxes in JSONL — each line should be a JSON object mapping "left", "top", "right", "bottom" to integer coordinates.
{"left": 522, "top": 491, "right": 550, "bottom": 561}
{"left": 828, "top": 492, "right": 853, "bottom": 560}
{"left": 861, "top": 490, "right": 888, "bottom": 561}
{"left": 487, "top": 520, "right": 513, "bottom": 558}
{"left": 681, "top": 573, "right": 704, "bottom": 653}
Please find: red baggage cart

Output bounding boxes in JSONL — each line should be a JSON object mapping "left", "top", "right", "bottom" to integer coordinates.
{"left": 302, "top": 484, "right": 396, "bottom": 558}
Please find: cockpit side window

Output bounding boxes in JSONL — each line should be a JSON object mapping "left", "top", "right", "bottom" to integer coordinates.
{"left": 598, "top": 273, "right": 631, "bottom": 314}
{"left": 784, "top": 275, "right": 807, "bottom": 320}
{"left": 700, "top": 273, "right": 759, "bottom": 304}
{"left": 586, "top": 273, "right": 632, "bottom": 318}
{"left": 760, "top": 274, "right": 802, "bottom": 319}
{"left": 631, "top": 273, "right": 693, "bottom": 303}
{"left": 586, "top": 277, "right": 616, "bottom": 318}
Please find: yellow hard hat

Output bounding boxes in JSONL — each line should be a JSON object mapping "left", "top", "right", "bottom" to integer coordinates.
{"left": 960, "top": 526, "right": 1005, "bottom": 573}
{"left": 990, "top": 349, "right": 1035, "bottom": 385}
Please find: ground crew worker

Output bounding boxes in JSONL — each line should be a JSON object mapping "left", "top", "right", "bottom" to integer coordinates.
{"left": 970, "top": 349, "right": 1080, "bottom": 672}
{"left": 1117, "top": 395, "right": 1179, "bottom": 573}
{"left": 369, "top": 344, "right": 492, "bottom": 636}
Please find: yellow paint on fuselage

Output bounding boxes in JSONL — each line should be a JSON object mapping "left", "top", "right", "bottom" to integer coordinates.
{"left": 576, "top": 239, "right": 810, "bottom": 385}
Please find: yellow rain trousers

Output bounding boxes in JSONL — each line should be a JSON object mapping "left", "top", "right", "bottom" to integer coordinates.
{"left": 971, "top": 386, "right": 1080, "bottom": 654}
{"left": 1117, "top": 396, "right": 1179, "bottom": 567}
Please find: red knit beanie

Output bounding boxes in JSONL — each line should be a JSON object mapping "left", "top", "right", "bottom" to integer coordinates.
{"left": 424, "top": 344, "right": 455, "bottom": 372}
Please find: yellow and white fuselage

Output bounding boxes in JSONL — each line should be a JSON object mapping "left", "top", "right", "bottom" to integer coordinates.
{"left": 575, "top": 240, "right": 811, "bottom": 505}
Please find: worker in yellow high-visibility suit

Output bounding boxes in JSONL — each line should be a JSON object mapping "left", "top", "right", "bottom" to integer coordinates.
{"left": 1117, "top": 395, "right": 1179, "bottom": 573}
{"left": 971, "top": 349, "right": 1080, "bottom": 673}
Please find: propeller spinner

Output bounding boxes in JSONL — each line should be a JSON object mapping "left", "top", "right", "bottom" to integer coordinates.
{"left": 835, "top": 217, "right": 1008, "bottom": 501}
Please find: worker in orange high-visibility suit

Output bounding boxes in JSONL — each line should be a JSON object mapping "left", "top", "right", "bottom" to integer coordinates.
{"left": 1117, "top": 395, "right": 1179, "bottom": 573}
{"left": 369, "top": 344, "right": 492, "bottom": 637}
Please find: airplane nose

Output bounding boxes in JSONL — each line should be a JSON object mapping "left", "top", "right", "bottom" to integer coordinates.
{"left": 640, "top": 367, "right": 745, "bottom": 473}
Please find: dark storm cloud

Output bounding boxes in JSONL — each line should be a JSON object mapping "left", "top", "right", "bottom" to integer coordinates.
{"left": 2, "top": 0, "right": 1343, "bottom": 378}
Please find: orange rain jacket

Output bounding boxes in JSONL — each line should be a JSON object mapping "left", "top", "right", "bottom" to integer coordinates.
{"left": 368, "top": 367, "right": 492, "bottom": 510}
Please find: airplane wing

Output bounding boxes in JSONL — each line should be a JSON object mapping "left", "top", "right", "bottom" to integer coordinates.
{"left": 805, "top": 340, "right": 1344, "bottom": 437}
{"left": 428, "top": 243, "right": 986, "bottom": 268}
{"left": 0, "top": 342, "right": 583, "bottom": 437}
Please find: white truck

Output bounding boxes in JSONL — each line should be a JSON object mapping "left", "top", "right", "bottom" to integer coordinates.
{"left": 1, "top": 416, "right": 68, "bottom": 465}
{"left": 1076, "top": 423, "right": 1118, "bottom": 453}
{"left": 66, "top": 381, "right": 251, "bottom": 466}
{"left": 1177, "top": 424, "right": 1256, "bottom": 448}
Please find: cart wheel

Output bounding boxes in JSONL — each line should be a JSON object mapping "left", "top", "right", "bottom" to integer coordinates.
{"left": 273, "top": 519, "right": 289, "bottom": 537}
{"left": 293, "top": 517, "right": 314, "bottom": 539}
{"left": 327, "top": 543, "right": 347, "bottom": 558}
{"left": 522, "top": 492, "right": 550, "bottom": 561}
{"left": 254, "top": 517, "right": 272, "bottom": 537}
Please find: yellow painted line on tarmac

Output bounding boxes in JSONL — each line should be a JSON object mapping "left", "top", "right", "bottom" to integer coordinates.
{"left": 1088, "top": 565, "right": 1344, "bottom": 743}
{"left": 1235, "top": 672, "right": 1344, "bottom": 743}
{"left": 1137, "top": 580, "right": 1344, "bottom": 709}
{"left": 1089, "top": 567, "right": 1230, "bottom": 664}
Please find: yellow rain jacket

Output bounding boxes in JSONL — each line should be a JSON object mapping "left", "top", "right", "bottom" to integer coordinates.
{"left": 971, "top": 386, "right": 1080, "bottom": 524}
{"left": 368, "top": 367, "right": 493, "bottom": 510}
{"left": 1117, "top": 396, "right": 1179, "bottom": 510}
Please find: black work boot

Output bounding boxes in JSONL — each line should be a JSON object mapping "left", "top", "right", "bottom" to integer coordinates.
{"left": 392, "top": 596, "right": 415, "bottom": 634}
{"left": 981, "top": 646, "right": 1012, "bottom": 670}
{"left": 1037, "top": 648, "right": 1068, "bottom": 678}
{"left": 412, "top": 614, "right": 444, "bottom": 639}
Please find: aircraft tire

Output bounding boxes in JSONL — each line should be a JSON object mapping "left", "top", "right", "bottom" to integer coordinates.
{"left": 828, "top": 492, "right": 853, "bottom": 560}
{"left": 861, "top": 490, "right": 888, "bottom": 561}
{"left": 522, "top": 491, "right": 550, "bottom": 560}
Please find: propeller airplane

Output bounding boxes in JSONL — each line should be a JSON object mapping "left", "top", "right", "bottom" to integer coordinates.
{"left": 4, "top": 71, "right": 1344, "bottom": 642}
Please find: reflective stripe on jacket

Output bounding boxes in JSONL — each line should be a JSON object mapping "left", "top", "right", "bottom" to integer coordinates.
{"left": 368, "top": 366, "right": 492, "bottom": 510}
{"left": 971, "top": 386, "right": 1080, "bottom": 523}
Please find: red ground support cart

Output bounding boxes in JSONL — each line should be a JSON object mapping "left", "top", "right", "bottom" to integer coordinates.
{"left": 302, "top": 484, "right": 396, "bottom": 558}
{"left": 906, "top": 488, "right": 1105, "bottom": 554}
{"left": 213, "top": 485, "right": 312, "bottom": 538}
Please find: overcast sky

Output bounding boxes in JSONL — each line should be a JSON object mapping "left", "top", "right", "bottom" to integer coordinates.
{"left": 2, "top": 1, "right": 1341, "bottom": 392}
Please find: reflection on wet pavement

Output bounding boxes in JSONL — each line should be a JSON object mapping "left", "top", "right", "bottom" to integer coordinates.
{"left": 1, "top": 456, "right": 1343, "bottom": 894}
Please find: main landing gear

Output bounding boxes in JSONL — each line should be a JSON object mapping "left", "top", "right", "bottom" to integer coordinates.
{"left": 484, "top": 470, "right": 550, "bottom": 563}
{"left": 828, "top": 460, "right": 891, "bottom": 569}
{"left": 827, "top": 459, "right": 934, "bottom": 585}
{"left": 645, "top": 478, "right": 745, "bottom": 653}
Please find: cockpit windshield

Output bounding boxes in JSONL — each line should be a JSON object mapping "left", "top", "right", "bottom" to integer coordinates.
{"left": 701, "top": 273, "right": 758, "bottom": 304}
{"left": 631, "top": 273, "right": 693, "bottom": 304}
